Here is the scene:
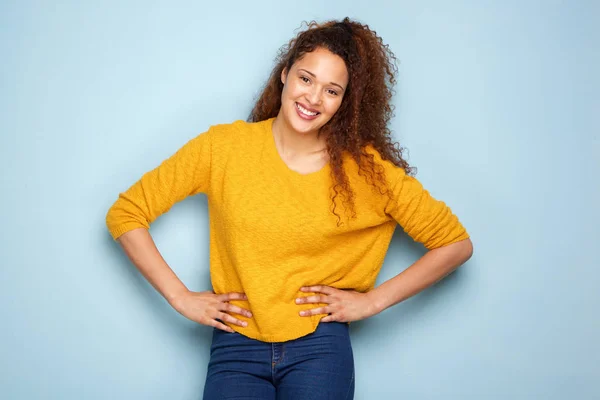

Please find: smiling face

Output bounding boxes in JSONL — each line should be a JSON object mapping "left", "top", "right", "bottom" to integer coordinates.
{"left": 279, "top": 47, "right": 349, "bottom": 136}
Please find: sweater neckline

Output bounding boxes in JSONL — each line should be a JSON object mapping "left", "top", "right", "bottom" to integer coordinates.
{"left": 264, "top": 117, "right": 331, "bottom": 180}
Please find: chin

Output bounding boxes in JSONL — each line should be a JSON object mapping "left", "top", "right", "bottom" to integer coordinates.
{"left": 291, "top": 119, "right": 321, "bottom": 135}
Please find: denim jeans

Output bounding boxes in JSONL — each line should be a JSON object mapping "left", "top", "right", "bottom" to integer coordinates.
{"left": 203, "top": 322, "right": 355, "bottom": 399}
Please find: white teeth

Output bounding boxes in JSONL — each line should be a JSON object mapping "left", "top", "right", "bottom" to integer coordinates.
{"left": 296, "top": 103, "right": 318, "bottom": 116}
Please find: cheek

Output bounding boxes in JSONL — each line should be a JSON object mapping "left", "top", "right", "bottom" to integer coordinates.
{"left": 281, "top": 83, "right": 290, "bottom": 99}
{"left": 289, "top": 85, "right": 306, "bottom": 100}
{"left": 326, "top": 98, "right": 344, "bottom": 115}
{"left": 282, "top": 88, "right": 298, "bottom": 106}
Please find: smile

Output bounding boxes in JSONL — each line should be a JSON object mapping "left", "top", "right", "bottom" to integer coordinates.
{"left": 295, "top": 102, "right": 320, "bottom": 118}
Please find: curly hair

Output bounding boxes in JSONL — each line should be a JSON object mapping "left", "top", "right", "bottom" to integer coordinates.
{"left": 249, "top": 17, "right": 415, "bottom": 226}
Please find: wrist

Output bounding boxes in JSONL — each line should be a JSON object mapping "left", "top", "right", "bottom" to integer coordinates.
{"left": 166, "top": 288, "right": 190, "bottom": 310}
{"left": 366, "top": 290, "right": 386, "bottom": 316}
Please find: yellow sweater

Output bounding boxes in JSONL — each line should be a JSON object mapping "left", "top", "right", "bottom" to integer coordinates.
{"left": 106, "top": 118, "right": 469, "bottom": 342}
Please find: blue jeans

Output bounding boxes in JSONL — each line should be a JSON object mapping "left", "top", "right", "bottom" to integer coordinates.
{"left": 203, "top": 322, "right": 355, "bottom": 399}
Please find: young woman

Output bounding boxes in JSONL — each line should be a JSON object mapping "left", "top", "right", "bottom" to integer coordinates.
{"left": 106, "top": 17, "right": 473, "bottom": 400}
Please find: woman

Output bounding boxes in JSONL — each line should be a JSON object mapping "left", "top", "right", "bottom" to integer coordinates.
{"left": 106, "top": 17, "right": 473, "bottom": 399}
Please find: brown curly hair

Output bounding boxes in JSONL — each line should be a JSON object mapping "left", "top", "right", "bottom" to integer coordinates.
{"left": 249, "top": 17, "right": 415, "bottom": 226}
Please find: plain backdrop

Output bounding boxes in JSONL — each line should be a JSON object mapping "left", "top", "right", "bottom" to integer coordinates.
{"left": 1, "top": 0, "right": 598, "bottom": 399}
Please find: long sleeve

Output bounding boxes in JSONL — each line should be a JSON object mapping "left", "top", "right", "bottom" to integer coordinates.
{"left": 102, "top": 117, "right": 473, "bottom": 342}
{"left": 106, "top": 127, "right": 213, "bottom": 240}
{"left": 384, "top": 169, "right": 469, "bottom": 250}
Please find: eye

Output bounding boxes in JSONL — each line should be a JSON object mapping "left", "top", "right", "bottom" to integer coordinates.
{"left": 327, "top": 89, "right": 339, "bottom": 96}
{"left": 300, "top": 76, "right": 311, "bottom": 83}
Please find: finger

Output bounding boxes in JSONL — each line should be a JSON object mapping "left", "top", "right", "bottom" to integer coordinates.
{"left": 301, "top": 285, "right": 334, "bottom": 295}
{"left": 295, "top": 295, "right": 330, "bottom": 305}
{"left": 204, "top": 317, "right": 234, "bottom": 333}
{"left": 299, "top": 306, "right": 330, "bottom": 317}
{"left": 220, "top": 303, "right": 253, "bottom": 318}
{"left": 212, "top": 320, "right": 235, "bottom": 333}
{"left": 217, "top": 292, "right": 248, "bottom": 302}
{"left": 217, "top": 312, "right": 249, "bottom": 327}
{"left": 321, "top": 315, "right": 335, "bottom": 323}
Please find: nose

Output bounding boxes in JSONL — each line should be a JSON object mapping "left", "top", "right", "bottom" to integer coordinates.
{"left": 306, "top": 86, "right": 323, "bottom": 106}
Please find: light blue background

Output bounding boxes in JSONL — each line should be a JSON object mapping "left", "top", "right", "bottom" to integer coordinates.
{"left": 1, "top": 0, "right": 598, "bottom": 398}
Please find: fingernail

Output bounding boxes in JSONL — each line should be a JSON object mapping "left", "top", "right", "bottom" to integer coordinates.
{"left": 242, "top": 321, "right": 248, "bottom": 326}
{"left": 299, "top": 311, "right": 306, "bottom": 316}
{"left": 295, "top": 298, "right": 301, "bottom": 304}
{"left": 247, "top": 312, "right": 252, "bottom": 317}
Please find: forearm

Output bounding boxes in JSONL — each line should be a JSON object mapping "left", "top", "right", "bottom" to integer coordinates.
{"left": 369, "top": 238, "right": 473, "bottom": 313}
{"left": 117, "top": 228, "right": 189, "bottom": 305}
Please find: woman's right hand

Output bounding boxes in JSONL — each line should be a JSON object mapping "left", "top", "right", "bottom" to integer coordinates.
{"left": 169, "top": 290, "right": 252, "bottom": 332}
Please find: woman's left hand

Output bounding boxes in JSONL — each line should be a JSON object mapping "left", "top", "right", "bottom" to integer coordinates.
{"left": 296, "top": 285, "right": 379, "bottom": 323}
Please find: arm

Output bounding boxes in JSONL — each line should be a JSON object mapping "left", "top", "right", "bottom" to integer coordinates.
{"left": 372, "top": 169, "right": 474, "bottom": 314}
{"left": 368, "top": 238, "right": 473, "bottom": 314}
{"left": 297, "top": 168, "right": 473, "bottom": 321}
{"left": 297, "top": 239, "right": 472, "bottom": 321}
{"left": 105, "top": 129, "right": 213, "bottom": 239}
{"left": 106, "top": 127, "right": 251, "bottom": 331}
{"left": 117, "top": 227, "right": 190, "bottom": 305}
{"left": 116, "top": 228, "right": 251, "bottom": 332}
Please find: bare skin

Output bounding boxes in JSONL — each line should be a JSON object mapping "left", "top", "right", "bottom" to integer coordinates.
{"left": 272, "top": 47, "right": 348, "bottom": 174}
{"left": 270, "top": 50, "right": 475, "bottom": 318}
{"left": 113, "top": 47, "right": 473, "bottom": 333}
{"left": 117, "top": 228, "right": 251, "bottom": 333}
{"left": 113, "top": 49, "right": 350, "bottom": 333}
{"left": 296, "top": 238, "right": 473, "bottom": 322}
{"left": 272, "top": 135, "right": 330, "bottom": 174}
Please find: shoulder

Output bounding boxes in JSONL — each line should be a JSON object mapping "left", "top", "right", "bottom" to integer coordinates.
{"left": 208, "top": 118, "right": 271, "bottom": 141}
{"left": 205, "top": 118, "right": 273, "bottom": 160}
{"left": 362, "top": 144, "right": 399, "bottom": 170}
{"left": 343, "top": 143, "right": 407, "bottom": 184}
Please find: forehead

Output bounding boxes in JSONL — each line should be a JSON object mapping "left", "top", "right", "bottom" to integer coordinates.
{"left": 293, "top": 48, "right": 349, "bottom": 84}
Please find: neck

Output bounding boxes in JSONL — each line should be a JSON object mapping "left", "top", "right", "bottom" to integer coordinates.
{"left": 272, "top": 114, "right": 328, "bottom": 157}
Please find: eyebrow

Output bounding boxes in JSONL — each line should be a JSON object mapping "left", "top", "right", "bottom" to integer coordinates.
{"left": 298, "top": 69, "right": 345, "bottom": 92}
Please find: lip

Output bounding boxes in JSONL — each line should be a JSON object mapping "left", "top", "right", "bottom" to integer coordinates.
{"left": 295, "top": 102, "right": 321, "bottom": 120}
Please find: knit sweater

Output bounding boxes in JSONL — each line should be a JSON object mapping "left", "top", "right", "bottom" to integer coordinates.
{"left": 106, "top": 117, "right": 469, "bottom": 342}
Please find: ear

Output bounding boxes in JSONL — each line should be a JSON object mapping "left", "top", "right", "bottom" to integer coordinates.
{"left": 281, "top": 67, "right": 288, "bottom": 85}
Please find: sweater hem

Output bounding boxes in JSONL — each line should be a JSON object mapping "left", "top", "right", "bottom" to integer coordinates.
{"left": 226, "top": 317, "right": 323, "bottom": 343}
